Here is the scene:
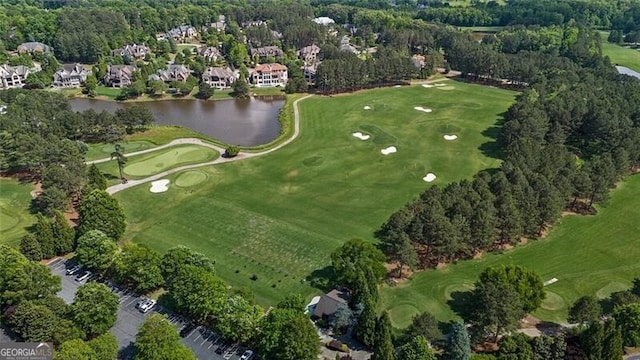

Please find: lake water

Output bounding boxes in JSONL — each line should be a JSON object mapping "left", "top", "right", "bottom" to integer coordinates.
{"left": 69, "top": 97, "right": 285, "bottom": 146}
{"left": 616, "top": 66, "right": 640, "bottom": 80}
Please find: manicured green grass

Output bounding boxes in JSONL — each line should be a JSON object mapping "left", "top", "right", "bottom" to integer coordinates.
{"left": 94, "top": 86, "right": 122, "bottom": 99}
{"left": 380, "top": 175, "right": 640, "bottom": 328}
{"left": 0, "top": 178, "right": 36, "bottom": 245}
{"left": 114, "top": 81, "right": 516, "bottom": 306}
{"left": 95, "top": 144, "right": 218, "bottom": 181}
{"left": 601, "top": 41, "right": 640, "bottom": 73}
{"left": 85, "top": 126, "right": 219, "bottom": 161}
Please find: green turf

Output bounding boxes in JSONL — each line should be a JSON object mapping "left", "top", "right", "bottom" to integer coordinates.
{"left": 95, "top": 144, "right": 218, "bottom": 180}
{"left": 175, "top": 170, "right": 209, "bottom": 187}
{"left": 0, "top": 178, "right": 36, "bottom": 245}
{"left": 380, "top": 174, "right": 640, "bottom": 328}
{"left": 85, "top": 125, "right": 219, "bottom": 161}
{"left": 601, "top": 41, "right": 640, "bottom": 73}
{"left": 114, "top": 81, "right": 516, "bottom": 306}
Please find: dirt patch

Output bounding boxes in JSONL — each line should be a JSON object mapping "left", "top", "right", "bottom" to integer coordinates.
{"left": 30, "top": 182, "right": 42, "bottom": 199}
{"left": 384, "top": 262, "right": 413, "bottom": 283}
{"left": 64, "top": 209, "right": 79, "bottom": 227}
{"left": 521, "top": 315, "right": 542, "bottom": 328}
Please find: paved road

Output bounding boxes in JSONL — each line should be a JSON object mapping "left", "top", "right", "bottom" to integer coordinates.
{"left": 100, "top": 94, "right": 313, "bottom": 195}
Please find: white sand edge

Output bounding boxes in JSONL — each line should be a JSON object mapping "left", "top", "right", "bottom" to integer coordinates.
{"left": 443, "top": 135, "right": 458, "bottom": 140}
{"left": 423, "top": 173, "right": 436, "bottom": 182}
{"left": 544, "top": 278, "right": 559, "bottom": 286}
{"left": 352, "top": 132, "right": 370, "bottom": 140}
{"left": 363, "top": 105, "right": 371, "bottom": 110}
{"left": 381, "top": 146, "right": 397, "bottom": 155}
{"left": 422, "top": 84, "right": 434, "bottom": 88}
{"left": 414, "top": 106, "right": 432, "bottom": 113}
{"left": 150, "top": 179, "right": 170, "bottom": 193}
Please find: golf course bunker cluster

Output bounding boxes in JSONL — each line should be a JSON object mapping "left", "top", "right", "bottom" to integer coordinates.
{"left": 149, "top": 179, "right": 170, "bottom": 193}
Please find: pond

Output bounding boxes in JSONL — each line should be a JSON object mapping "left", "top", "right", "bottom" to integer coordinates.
{"left": 69, "top": 96, "right": 285, "bottom": 146}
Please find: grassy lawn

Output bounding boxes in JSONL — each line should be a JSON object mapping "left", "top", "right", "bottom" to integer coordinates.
{"left": 0, "top": 178, "right": 36, "bottom": 246}
{"left": 95, "top": 86, "right": 122, "bottom": 99}
{"left": 380, "top": 174, "right": 640, "bottom": 328}
{"left": 95, "top": 144, "right": 218, "bottom": 183}
{"left": 114, "top": 81, "right": 516, "bottom": 306}
{"left": 601, "top": 41, "right": 640, "bottom": 73}
{"left": 85, "top": 126, "right": 218, "bottom": 161}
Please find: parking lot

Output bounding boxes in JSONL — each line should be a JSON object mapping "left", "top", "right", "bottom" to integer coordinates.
{"left": 47, "top": 258, "right": 244, "bottom": 360}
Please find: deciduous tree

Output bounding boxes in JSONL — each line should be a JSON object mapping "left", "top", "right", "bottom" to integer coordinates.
{"left": 78, "top": 190, "right": 126, "bottom": 240}
{"left": 112, "top": 243, "right": 163, "bottom": 292}
{"left": 568, "top": 295, "right": 601, "bottom": 328}
{"left": 72, "top": 283, "right": 119, "bottom": 337}
{"left": 86, "top": 164, "right": 107, "bottom": 191}
{"left": 215, "top": 296, "right": 263, "bottom": 343}
{"left": 169, "top": 265, "right": 227, "bottom": 323}
{"left": 396, "top": 336, "right": 436, "bottom": 360}
{"left": 135, "top": 314, "right": 196, "bottom": 360}
{"left": 75, "top": 230, "right": 117, "bottom": 273}
{"left": 20, "top": 233, "right": 42, "bottom": 261}
{"left": 160, "top": 246, "right": 215, "bottom": 286}
{"left": 7, "top": 301, "right": 57, "bottom": 342}
{"left": 257, "top": 308, "right": 320, "bottom": 360}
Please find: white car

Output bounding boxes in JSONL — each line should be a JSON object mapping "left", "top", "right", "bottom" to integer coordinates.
{"left": 136, "top": 298, "right": 156, "bottom": 313}
{"left": 240, "top": 350, "right": 253, "bottom": 360}
{"left": 75, "top": 271, "right": 92, "bottom": 282}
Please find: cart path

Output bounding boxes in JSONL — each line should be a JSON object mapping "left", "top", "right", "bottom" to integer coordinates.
{"left": 102, "top": 94, "right": 313, "bottom": 194}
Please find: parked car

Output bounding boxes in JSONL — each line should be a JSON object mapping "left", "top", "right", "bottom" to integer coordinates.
{"left": 179, "top": 323, "right": 197, "bottom": 337}
{"left": 136, "top": 298, "right": 156, "bottom": 313}
{"left": 75, "top": 271, "right": 92, "bottom": 282}
{"left": 240, "top": 350, "right": 254, "bottom": 360}
{"left": 66, "top": 265, "right": 82, "bottom": 275}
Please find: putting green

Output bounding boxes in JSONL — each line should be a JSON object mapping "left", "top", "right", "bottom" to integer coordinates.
{"left": 437, "top": 124, "right": 463, "bottom": 134}
{"left": 124, "top": 145, "right": 216, "bottom": 177}
{"left": 541, "top": 291, "right": 565, "bottom": 311}
{"left": 175, "top": 170, "right": 209, "bottom": 188}
{"left": 388, "top": 303, "right": 422, "bottom": 328}
{"left": 596, "top": 282, "right": 630, "bottom": 299}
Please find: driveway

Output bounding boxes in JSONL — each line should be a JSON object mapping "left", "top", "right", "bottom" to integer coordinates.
{"left": 47, "top": 258, "right": 241, "bottom": 360}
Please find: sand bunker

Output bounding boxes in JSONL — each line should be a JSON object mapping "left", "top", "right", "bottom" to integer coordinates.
{"left": 381, "top": 146, "right": 397, "bottom": 155}
{"left": 150, "top": 179, "right": 170, "bottom": 193}
{"left": 423, "top": 173, "right": 437, "bottom": 182}
{"left": 544, "top": 278, "right": 559, "bottom": 286}
{"left": 433, "top": 83, "right": 446, "bottom": 87}
{"left": 414, "top": 106, "right": 432, "bottom": 113}
{"left": 394, "top": 85, "right": 402, "bottom": 88}
{"left": 443, "top": 135, "right": 458, "bottom": 140}
{"left": 363, "top": 105, "right": 371, "bottom": 110}
{"left": 352, "top": 132, "right": 370, "bottom": 140}
{"left": 421, "top": 84, "right": 434, "bottom": 88}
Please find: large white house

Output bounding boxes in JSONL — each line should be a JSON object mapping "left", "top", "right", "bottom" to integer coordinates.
{"left": 250, "top": 63, "right": 288, "bottom": 87}
{"left": 0, "top": 65, "right": 30, "bottom": 89}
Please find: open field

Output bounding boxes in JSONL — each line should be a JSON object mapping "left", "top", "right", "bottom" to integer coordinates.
{"left": 601, "top": 41, "right": 640, "bottom": 73}
{"left": 114, "top": 81, "right": 516, "bottom": 306}
{"left": 85, "top": 125, "right": 218, "bottom": 161}
{"left": 0, "top": 178, "right": 36, "bottom": 245}
{"left": 95, "top": 144, "right": 219, "bottom": 182}
{"left": 380, "top": 174, "right": 640, "bottom": 328}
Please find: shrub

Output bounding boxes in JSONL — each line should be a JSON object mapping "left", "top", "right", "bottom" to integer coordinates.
{"left": 225, "top": 145, "right": 240, "bottom": 158}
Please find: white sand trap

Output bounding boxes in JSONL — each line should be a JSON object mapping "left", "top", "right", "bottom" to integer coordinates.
{"left": 363, "top": 105, "right": 371, "bottom": 110}
{"left": 381, "top": 146, "right": 397, "bottom": 155}
{"left": 414, "top": 106, "right": 432, "bottom": 113}
{"left": 544, "top": 278, "right": 559, "bottom": 286}
{"left": 434, "top": 83, "right": 446, "bottom": 87}
{"left": 423, "top": 173, "right": 437, "bottom": 182}
{"left": 352, "top": 132, "right": 370, "bottom": 140}
{"left": 394, "top": 85, "right": 401, "bottom": 88}
{"left": 444, "top": 135, "right": 458, "bottom": 140}
{"left": 422, "top": 84, "right": 434, "bottom": 88}
{"left": 150, "top": 179, "right": 170, "bottom": 193}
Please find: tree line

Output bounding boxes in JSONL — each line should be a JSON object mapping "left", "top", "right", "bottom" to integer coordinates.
{"left": 0, "top": 90, "right": 153, "bottom": 213}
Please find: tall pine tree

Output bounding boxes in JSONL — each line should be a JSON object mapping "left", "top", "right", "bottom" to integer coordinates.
{"left": 371, "top": 312, "right": 394, "bottom": 360}
{"left": 52, "top": 211, "right": 75, "bottom": 254}
{"left": 445, "top": 322, "right": 470, "bottom": 360}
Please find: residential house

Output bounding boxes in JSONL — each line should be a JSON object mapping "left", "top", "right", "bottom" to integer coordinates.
{"left": 165, "top": 25, "right": 198, "bottom": 41}
{"left": 339, "top": 36, "right": 358, "bottom": 54}
{"left": 149, "top": 64, "right": 190, "bottom": 83}
{"left": 297, "top": 44, "right": 321, "bottom": 65}
{"left": 412, "top": 54, "right": 426, "bottom": 69}
{"left": 201, "top": 67, "right": 236, "bottom": 89}
{"left": 271, "top": 30, "right": 283, "bottom": 40}
{"left": 312, "top": 17, "right": 335, "bottom": 26}
{"left": 17, "top": 42, "right": 53, "bottom": 54}
{"left": 52, "top": 64, "right": 92, "bottom": 88}
{"left": 311, "top": 289, "right": 349, "bottom": 318}
{"left": 250, "top": 63, "right": 288, "bottom": 87}
{"left": 206, "top": 14, "right": 226, "bottom": 32}
{"left": 241, "top": 20, "right": 266, "bottom": 28}
{"left": 103, "top": 64, "right": 137, "bottom": 88}
{"left": 0, "top": 64, "right": 30, "bottom": 89}
{"left": 303, "top": 62, "right": 320, "bottom": 84}
{"left": 111, "top": 44, "right": 151, "bottom": 59}
{"left": 196, "top": 46, "right": 222, "bottom": 62}
{"left": 250, "top": 46, "right": 284, "bottom": 62}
